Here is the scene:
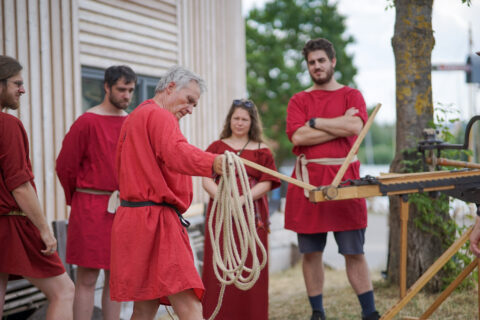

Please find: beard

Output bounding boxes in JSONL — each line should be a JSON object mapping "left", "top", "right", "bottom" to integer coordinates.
{"left": 0, "top": 92, "right": 20, "bottom": 110}
{"left": 310, "top": 66, "right": 334, "bottom": 85}
{"left": 109, "top": 95, "right": 130, "bottom": 110}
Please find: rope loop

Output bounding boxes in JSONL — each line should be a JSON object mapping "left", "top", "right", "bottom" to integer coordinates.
{"left": 207, "top": 151, "right": 267, "bottom": 319}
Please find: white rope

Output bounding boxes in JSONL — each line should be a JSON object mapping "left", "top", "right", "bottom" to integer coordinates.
{"left": 207, "top": 151, "right": 267, "bottom": 320}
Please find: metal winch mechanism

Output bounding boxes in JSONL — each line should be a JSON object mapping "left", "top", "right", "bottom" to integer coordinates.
{"left": 417, "top": 115, "right": 480, "bottom": 205}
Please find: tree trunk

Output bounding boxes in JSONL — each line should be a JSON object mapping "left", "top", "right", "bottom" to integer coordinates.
{"left": 388, "top": 0, "right": 451, "bottom": 292}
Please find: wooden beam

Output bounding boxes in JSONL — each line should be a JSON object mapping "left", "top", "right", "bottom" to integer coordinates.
{"left": 380, "top": 227, "right": 473, "bottom": 320}
{"left": 309, "top": 169, "right": 480, "bottom": 202}
{"left": 309, "top": 183, "right": 455, "bottom": 202}
{"left": 427, "top": 157, "right": 480, "bottom": 169}
{"left": 400, "top": 197, "right": 409, "bottom": 298}
{"left": 327, "top": 103, "right": 381, "bottom": 196}
{"left": 419, "top": 259, "right": 477, "bottom": 319}
{"left": 240, "top": 157, "right": 316, "bottom": 192}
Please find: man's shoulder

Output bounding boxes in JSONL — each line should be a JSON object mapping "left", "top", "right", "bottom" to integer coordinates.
{"left": 0, "top": 112, "right": 24, "bottom": 133}
{"left": 0, "top": 112, "right": 22, "bottom": 125}
{"left": 130, "top": 100, "right": 174, "bottom": 125}
{"left": 71, "top": 112, "right": 98, "bottom": 128}
{"left": 290, "top": 90, "right": 309, "bottom": 102}
{"left": 341, "top": 86, "right": 363, "bottom": 96}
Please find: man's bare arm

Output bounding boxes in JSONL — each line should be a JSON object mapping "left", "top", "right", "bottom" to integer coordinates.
{"left": 291, "top": 126, "right": 337, "bottom": 146}
{"left": 315, "top": 115, "right": 363, "bottom": 137}
{"left": 12, "top": 182, "right": 57, "bottom": 255}
{"left": 291, "top": 107, "right": 363, "bottom": 146}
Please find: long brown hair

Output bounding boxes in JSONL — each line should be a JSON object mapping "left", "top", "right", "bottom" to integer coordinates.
{"left": 0, "top": 55, "right": 22, "bottom": 82}
{"left": 219, "top": 99, "right": 264, "bottom": 142}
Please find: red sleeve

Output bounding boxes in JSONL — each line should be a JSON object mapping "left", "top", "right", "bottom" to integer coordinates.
{"left": 56, "top": 116, "right": 89, "bottom": 205}
{"left": 148, "top": 108, "right": 216, "bottom": 177}
{"left": 257, "top": 149, "right": 281, "bottom": 190}
{"left": 205, "top": 140, "right": 222, "bottom": 154}
{"left": 0, "top": 116, "right": 34, "bottom": 191}
{"left": 286, "top": 93, "right": 306, "bottom": 141}
{"left": 346, "top": 89, "right": 368, "bottom": 125}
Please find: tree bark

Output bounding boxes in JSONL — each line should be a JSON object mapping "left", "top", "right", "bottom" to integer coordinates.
{"left": 388, "top": 0, "right": 452, "bottom": 292}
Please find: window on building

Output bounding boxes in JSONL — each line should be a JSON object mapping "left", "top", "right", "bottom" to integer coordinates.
{"left": 81, "top": 67, "right": 158, "bottom": 113}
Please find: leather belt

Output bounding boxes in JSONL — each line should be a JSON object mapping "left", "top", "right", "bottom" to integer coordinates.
{"left": 76, "top": 188, "right": 120, "bottom": 214}
{"left": 120, "top": 200, "right": 190, "bottom": 228}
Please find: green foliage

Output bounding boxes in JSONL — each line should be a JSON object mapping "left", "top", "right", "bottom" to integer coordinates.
{"left": 245, "top": 0, "right": 357, "bottom": 164}
{"left": 402, "top": 106, "right": 475, "bottom": 290}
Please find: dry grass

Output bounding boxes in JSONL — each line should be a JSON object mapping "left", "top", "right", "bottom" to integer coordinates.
{"left": 157, "top": 262, "right": 478, "bottom": 319}
{"left": 269, "top": 262, "right": 478, "bottom": 320}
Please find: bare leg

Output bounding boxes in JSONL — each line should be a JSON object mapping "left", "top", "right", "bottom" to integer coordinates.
{"left": 102, "top": 270, "right": 121, "bottom": 320}
{"left": 168, "top": 289, "right": 202, "bottom": 320}
{"left": 302, "top": 251, "right": 324, "bottom": 296}
{"left": 0, "top": 272, "right": 8, "bottom": 318}
{"left": 73, "top": 266, "right": 100, "bottom": 320}
{"left": 26, "top": 272, "right": 75, "bottom": 320}
{"left": 131, "top": 299, "right": 160, "bottom": 320}
{"left": 344, "top": 254, "right": 373, "bottom": 294}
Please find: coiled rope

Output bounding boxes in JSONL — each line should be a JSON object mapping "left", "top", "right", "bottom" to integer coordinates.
{"left": 207, "top": 150, "right": 267, "bottom": 320}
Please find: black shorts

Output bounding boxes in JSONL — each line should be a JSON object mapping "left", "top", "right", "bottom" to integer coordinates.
{"left": 297, "top": 229, "right": 366, "bottom": 255}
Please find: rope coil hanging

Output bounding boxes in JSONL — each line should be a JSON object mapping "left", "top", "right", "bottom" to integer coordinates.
{"left": 207, "top": 150, "right": 267, "bottom": 320}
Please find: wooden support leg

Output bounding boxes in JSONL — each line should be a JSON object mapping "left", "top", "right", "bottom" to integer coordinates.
{"left": 419, "top": 259, "right": 477, "bottom": 319}
{"left": 400, "top": 195, "right": 409, "bottom": 298}
{"left": 380, "top": 227, "right": 473, "bottom": 320}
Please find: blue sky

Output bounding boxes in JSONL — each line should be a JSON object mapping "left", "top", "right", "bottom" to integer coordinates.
{"left": 243, "top": 0, "right": 480, "bottom": 125}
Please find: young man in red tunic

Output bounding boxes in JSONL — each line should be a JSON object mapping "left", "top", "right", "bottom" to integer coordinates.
{"left": 285, "top": 38, "right": 380, "bottom": 320}
{"left": 56, "top": 65, "right": 137, "bottom": 320}
{"left": 0, "top": 55, "right": 75, "bottom": 319}
{"left": 111, "top": 66, "right": 224, "bottom": 320}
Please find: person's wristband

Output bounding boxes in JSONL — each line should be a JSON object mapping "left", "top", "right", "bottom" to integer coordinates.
{"left": 309, "top": 117, "right": 316, "bottom": 129}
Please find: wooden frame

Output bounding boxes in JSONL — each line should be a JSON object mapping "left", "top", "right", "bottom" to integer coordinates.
{"left": 309, "top": 171, "right": 480, "bottom": 319}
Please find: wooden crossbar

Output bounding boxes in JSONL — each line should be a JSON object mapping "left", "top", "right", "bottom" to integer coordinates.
{"left": 309, "top": 169, "right": 480, "bottom": 202}
{"left": 380, "top": 227, "right": 473, "bottom": 320}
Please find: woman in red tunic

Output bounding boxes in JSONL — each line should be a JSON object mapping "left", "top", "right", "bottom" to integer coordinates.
{"left": 201, "top": 99, "right": 281, "bottom": 320}
{"left": 0, "top": 55, "right": 74, "bottom": 319}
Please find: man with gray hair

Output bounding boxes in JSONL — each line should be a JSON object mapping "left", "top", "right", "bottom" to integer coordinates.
{"left": 110, "top": 65, "right": 224, "bottom": 320}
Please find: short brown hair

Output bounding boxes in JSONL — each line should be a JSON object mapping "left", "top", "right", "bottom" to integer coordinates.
{"left": 302, "top": 38, "right": 336, "bottom": 61}
{"left": 0, "top": 55, "right": 22, "bottom": 82}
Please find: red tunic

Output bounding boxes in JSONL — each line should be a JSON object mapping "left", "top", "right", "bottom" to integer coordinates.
{"left": 110, "top": 99, "right": 217, "bottom": 303}
{"left": 56, "top": 113, "right": 126, "bottom": 269}
{"left": 0, "top": 112, "right": 65, "bottom": 278}
{"left": 201, "top": 140, "right": 281, "bottom": 320}
{"left": 285, "top": 87, "right": 368, "bottom": 233}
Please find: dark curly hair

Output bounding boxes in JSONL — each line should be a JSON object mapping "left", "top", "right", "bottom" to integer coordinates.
{"left": 104, "top": 65, "right": 137, "bottom": 88}
{"left": 302, "top": 38, "right": 336, "bottom": 61}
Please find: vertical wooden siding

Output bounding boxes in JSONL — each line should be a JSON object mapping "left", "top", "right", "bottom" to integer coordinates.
{"left": 0, "top": 0, "right": 81, "bottom": 222}
{"left": 178, "top": 0, "right": 247, "bottom": 203}
{"left": 1, "top": 0, "right": 245, "bottom": 222}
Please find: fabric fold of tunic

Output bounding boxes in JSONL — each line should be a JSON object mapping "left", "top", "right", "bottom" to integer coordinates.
{"left": 0, "top": 112, "right": 65, "bottom": 278}
{"left": 111, "top": 99, "right": 216, "bottom": 303}
{"left": 56, "top": 113, "right": 126, "bottom": 269}
{"left": 201, "top": 140, "right": 280, "bottom": 320}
